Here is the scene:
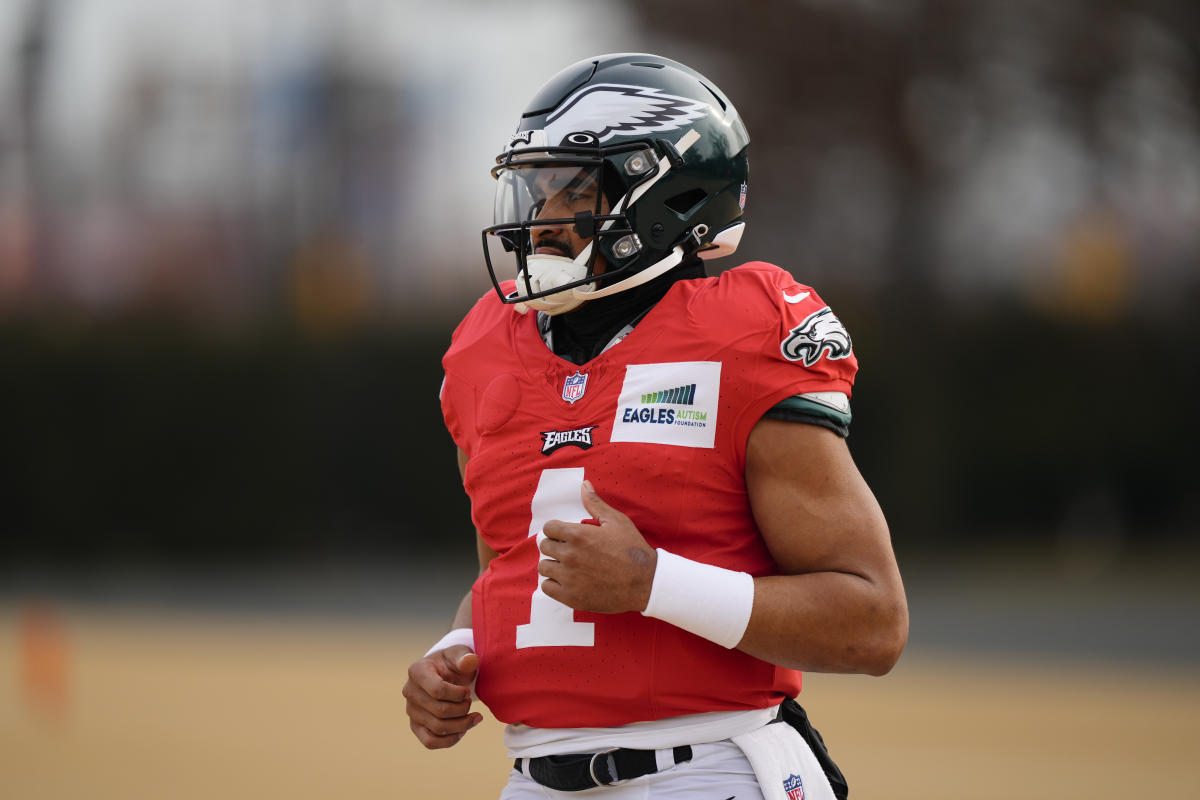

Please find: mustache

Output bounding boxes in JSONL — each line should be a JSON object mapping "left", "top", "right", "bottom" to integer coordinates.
{"left": 531, "top": 236, "right": 573, "bottom": 256}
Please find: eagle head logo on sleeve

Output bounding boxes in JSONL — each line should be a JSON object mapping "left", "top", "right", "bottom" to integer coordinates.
{"left": 781, "top": 307, "right": 853, "bottom": 367}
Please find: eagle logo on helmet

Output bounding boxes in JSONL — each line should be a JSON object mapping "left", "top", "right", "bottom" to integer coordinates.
{"left": 545, "top": 83, "right": 709, "bottom": 144}
{"left": 781, "top": 307, "right": 853, "bottom": 367}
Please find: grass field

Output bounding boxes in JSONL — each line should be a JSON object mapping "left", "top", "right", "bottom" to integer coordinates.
{"left": 2, "top": 605, "right": 1198, "bottom": 799}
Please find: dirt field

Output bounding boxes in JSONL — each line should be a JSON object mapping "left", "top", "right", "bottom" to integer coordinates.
{"left": 2, "top": 606, "right": 1197, "bottom": 799}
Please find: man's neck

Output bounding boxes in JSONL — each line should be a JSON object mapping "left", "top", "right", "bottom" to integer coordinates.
{"left": 542, "top": 258, "right": 707, "bottom": 366}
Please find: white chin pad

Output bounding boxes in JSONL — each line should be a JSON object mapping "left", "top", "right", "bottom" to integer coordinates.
{"left": 512, "top": 255, "right": 592, "bottom": 316}
{"left": 520, "top": 293, "right": 585, "bottom": 315}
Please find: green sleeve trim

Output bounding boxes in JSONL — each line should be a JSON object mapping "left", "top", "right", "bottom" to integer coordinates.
{"left": 763, "top": 394, "right": 852, "bottom": 438}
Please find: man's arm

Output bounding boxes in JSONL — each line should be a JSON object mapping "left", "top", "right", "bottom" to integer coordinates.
{"left": 538, "top": 420, "right": 907, "bottom": 676}
{"left": 739, "top": 418, "right": 907, "bottom": 675}
{"left": 402, "top": 448, "right": 499, "bottom": 749}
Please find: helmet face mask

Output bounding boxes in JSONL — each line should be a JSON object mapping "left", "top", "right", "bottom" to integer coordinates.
{"left": 482, "top": 54, "right": 750, "bottom": 314}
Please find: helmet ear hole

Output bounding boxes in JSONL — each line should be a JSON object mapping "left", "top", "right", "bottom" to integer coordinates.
{"left": 664, "top": 188, "right": 708, "bottom": 218}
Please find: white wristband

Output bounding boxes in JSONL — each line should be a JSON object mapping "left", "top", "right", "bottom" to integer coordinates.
{"left": 424, "top": 627, "right": 475, "bottom": 657}
{"left": 641, "top": 549, "right": 754, "bottom": 649}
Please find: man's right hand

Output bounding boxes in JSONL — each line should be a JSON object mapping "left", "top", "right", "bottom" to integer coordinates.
{"left": 403, "top": 646, "right": 483, "bottom": 749}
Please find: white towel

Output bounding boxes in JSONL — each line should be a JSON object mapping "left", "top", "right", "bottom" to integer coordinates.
{"left": 732, "top": 721, "right": 837, "bottom": 800}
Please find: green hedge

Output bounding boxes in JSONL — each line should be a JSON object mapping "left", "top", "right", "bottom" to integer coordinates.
{"left": 3, "top": 306, "right": 1195, "bottom": 563}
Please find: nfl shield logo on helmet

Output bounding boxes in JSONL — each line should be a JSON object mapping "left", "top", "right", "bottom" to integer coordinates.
{"left": 783, "top": 774, "right": 805, "bottom": 800}
{"left": 562, "top": 371, "right": 589, "bottom": 404}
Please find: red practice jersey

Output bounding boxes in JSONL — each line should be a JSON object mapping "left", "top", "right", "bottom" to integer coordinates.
{"left": 440, "top": 262, "right": 857, "bottom": 729}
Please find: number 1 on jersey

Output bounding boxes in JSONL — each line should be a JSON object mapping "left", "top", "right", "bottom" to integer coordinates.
{"left": 515, "top": 468, "right": 595, "bottom": 648}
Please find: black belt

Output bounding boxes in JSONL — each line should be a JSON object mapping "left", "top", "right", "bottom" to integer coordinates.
{"left": 515, "top": 744, "right": 693, "bottom": 792}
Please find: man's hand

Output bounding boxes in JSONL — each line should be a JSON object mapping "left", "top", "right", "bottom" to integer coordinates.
{"left": 539, "top": 480, "right": 658, "bottom": 614}
{"left": 403, "top": 646, "right": 482, "bottom": 749}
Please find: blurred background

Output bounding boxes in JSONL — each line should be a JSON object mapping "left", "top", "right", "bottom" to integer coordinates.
{"left": 2, "top": 0, "right": 1198, "bottom": 798}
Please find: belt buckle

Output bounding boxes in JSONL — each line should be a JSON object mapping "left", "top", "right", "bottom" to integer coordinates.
{"left": 588, "top": 751, "right": 616, "bottom": 787}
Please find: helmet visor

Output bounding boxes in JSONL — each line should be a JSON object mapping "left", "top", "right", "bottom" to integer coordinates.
{"left": 494, "top": 163, "right": 604, "bottom": 229}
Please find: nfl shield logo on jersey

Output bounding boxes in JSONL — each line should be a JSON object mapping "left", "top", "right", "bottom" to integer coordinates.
{"left": 561, "top": 371, "right": 589, "bottom": 404}
{"left": 783, "top": 773, "right": 805, "bottom": 800}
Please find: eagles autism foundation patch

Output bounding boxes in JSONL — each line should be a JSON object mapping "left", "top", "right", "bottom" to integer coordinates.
{"left": 610, "top": 361, "right": 721, "bottom": 448}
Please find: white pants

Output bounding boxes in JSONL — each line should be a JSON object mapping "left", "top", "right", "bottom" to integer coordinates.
{"left": 500, "top": 739, "right": 764, "bottom": 800}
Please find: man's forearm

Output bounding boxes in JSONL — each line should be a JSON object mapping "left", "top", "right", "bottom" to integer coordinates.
{"left": 737, "top": 571, "right": 908, "bottom": 676}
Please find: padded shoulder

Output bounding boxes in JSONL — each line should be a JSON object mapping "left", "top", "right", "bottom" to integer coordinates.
{"left": 447, "top": 282, "right": 520, "bottom": 352}
{"left": 699, "top": 262, "right": 815, "bottom": 310}
{"left": 686, "top": 260, "right": 857, "bottom": 392}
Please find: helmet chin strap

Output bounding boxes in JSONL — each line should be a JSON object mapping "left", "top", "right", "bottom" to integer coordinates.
{"left": 571, "top": 245, "right": 685, "bottom": 302}
{"left": 514, "top": 242, "right": 687, "bottom": 314}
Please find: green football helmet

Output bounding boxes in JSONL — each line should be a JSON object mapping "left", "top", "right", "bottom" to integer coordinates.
{"left": 483, "top": 53, "right": 750, "bottom": 315}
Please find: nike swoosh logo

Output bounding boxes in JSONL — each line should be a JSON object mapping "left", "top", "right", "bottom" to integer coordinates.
{"left": 783, "top": 291, "right": 810, "bottom": 304}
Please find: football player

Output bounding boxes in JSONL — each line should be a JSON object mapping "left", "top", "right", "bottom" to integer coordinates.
{"left": 403, "top": 53, "right": 908, "bottom": 800}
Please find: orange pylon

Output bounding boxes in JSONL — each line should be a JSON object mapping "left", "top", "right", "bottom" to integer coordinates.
{"left": 19, "top": 601, "right": 70, "bottom": 722}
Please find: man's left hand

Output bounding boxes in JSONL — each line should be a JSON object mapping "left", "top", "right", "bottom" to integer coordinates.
{"left": 539, "top": 480, "right": 658, "bottom": 614}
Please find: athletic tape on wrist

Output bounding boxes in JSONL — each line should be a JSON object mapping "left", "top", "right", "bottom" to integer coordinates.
{"left": 424, "top": 627, "right": 475, "bottom": 657}
{"left": 641, "top": 549, "right": 754, "bottom": 648}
